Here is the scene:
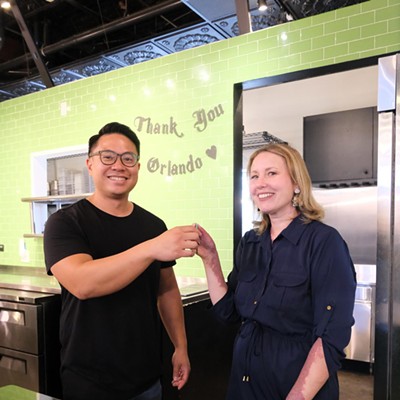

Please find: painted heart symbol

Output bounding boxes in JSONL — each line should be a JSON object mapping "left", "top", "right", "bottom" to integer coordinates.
{"left": 206, "top": 145, "right": 217, "bottom": 159}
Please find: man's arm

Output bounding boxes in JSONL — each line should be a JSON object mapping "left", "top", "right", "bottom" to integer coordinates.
{"left": 157, "top": 267, "right": 190, "bottom": 390}
{"left": 50, "top": 225, "right": 199, "bottom": 299}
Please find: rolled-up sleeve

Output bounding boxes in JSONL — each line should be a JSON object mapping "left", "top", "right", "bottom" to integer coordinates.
{"left": 310, "top": 229, "right": 357, "bottom": 374}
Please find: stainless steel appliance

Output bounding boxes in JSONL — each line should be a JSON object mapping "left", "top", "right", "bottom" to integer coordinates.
{"left": 345, "top": 264, "right": 376, "bottom": 364}
{"left": 313, "top": 188, "right": 377, "bottom": 364}
{"left": 374, "top": 53, "right": 400, "bottom": 399}
{"left": 313, "top": 186, "right": 377, "bottom": 266}
{"left": 0, "top": 287, "right": 61, "bottom": 398}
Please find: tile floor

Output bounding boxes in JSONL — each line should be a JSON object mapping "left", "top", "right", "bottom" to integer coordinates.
{"left": 338, "top": 362, "right": 373, "bottom": 399}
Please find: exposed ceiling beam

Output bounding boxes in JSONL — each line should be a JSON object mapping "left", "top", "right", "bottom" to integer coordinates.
{"left": 235, "top": 0, "right": 252, "bottom": 35}
{"left": 10, "top": 0, "right": 54, "bottom": 88}
{"left": 0, "top": 0, "right": 182, "bottom": 74}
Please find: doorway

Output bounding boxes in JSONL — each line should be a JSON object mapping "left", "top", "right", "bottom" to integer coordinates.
{"left": 233, "top": 57, "right": 381, "bottom": 399}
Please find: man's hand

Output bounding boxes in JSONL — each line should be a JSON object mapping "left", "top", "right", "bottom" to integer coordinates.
{"left": 153, "top": 225, "right": 200, "bottom": 261}
{"left": 171, "top": 347, "right": 191, "bottom": 390}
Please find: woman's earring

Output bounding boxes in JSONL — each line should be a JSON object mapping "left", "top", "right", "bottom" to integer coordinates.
{"left": 292, "top": 188, "right": 301, "bottom": 208}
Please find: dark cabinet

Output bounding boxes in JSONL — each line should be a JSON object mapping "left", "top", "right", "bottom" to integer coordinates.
{"left": 162, "top": 298, "right": 238, "bottom": 400}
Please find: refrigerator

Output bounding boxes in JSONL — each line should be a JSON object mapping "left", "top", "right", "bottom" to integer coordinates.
{"left": 374, "top": 53, "right": 400, "bottom": 399}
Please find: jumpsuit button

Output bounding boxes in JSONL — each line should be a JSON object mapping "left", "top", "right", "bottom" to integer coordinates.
{"left": 253, "top": 300, "right": 257, "bottom": 305}
{"left": 327, "top": 305, "right": 332, "bottom": 311}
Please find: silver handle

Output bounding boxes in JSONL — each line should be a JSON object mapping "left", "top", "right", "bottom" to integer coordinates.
{"left": 0, "top": 309, "right": 25, "bottom": 325}
{"left": 0, "top": 354, "right": 27, "bottom": 373}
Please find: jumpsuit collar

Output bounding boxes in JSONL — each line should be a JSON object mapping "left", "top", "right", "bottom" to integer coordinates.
{"left": 267, "top": 214, "right": 309, "bottom": 246}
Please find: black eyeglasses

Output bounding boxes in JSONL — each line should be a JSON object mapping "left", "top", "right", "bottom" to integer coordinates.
{"left": 89, "top": 150, "right": 140, "bottom": 167}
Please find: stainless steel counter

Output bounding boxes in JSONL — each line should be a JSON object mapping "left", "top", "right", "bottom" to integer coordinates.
{"left": 0, "top": 266, "right": 209, "bottom": 398}
{"left": 0, "top": 265, "right": 209, "bottom": 304}
{"left": 0, "top": 265, "right": 60, "bottom": 294}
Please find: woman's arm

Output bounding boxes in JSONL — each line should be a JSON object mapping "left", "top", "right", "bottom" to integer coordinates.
{"left": 286, "top": 338, "right": 329, "bottom": 400}
{"left": 288, "top": 228, "right": 356, "bottom": 399}
{"left": 196, "top": 224, "right": 228, "bottom": 304}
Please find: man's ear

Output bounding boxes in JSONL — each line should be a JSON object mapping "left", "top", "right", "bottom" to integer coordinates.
{"left": 86, "top": 157, "right": 93, "bottom": 174}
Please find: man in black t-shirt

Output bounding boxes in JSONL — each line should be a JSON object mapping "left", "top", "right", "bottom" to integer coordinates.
{"left": 44, "top": 122, "right": 199, "bottom": 400}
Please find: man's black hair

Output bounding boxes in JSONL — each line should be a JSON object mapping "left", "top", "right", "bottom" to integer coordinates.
{"left": 88, "top": 122, "right": 140, "bottom": 155}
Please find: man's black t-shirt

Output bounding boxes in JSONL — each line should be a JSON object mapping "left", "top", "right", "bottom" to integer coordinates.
{"left": 44, "top": 199, "right": 175, "bottom": 399}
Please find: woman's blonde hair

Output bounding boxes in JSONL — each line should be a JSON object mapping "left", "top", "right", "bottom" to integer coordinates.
{"left": 247, "top": 143, "right": 324, "bottom": 235}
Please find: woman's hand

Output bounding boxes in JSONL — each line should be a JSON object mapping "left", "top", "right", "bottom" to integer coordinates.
{"left": 194, "top": 224, "right": 228, "bottom": 304}
{"left": 195, "top": 224, "right": 217, "bottom": 261}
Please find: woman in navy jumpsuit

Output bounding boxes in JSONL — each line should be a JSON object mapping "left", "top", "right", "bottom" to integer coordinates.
{"left": 196, "top": 143, "right": 356, "bottom": 400}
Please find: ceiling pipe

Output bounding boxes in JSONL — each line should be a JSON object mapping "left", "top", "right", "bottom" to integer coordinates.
{"left": 273, "top": 0, "right": 300, "bottom": 19}
{"left": 0, "top": 0, "right": 182, "bottom": 73}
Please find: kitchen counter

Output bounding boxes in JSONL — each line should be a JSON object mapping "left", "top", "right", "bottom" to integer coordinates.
{"left": 0, "top": 265, "right": 209, "bottom": 304}
{"left": 0, "top": 265, "right": 61, "bottom": 294}
{"left": 0, "top": 266, "right": 233, "bottom": 400}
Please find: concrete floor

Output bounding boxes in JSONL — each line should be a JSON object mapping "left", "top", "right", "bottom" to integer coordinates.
{"left": 338, "top": 363, "right": 373, "bottom": 399}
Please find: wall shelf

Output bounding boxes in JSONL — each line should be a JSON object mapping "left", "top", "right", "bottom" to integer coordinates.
{"left": 21, "top": 194, "right": 92, "bottom": 203}
{"left": 21, "top": 194, "right": 92, "bottom": 238}
{"left": 22, "top": 145, "right": 93, "bottom": 238}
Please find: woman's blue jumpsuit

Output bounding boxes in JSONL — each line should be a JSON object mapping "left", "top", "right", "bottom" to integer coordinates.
{"left": 213, "top": 216, "right": 356, "bottom": 399}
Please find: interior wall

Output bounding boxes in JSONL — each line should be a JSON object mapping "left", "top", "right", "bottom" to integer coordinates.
{"left": 0, "top": 0, "right": 398, "bottom": 277}
{"left": 242, "top": 65, "right": 378, "bottom": 154}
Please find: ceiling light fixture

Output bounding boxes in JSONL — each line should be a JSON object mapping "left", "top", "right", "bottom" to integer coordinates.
{"left": 258, "top": 0, "right": 268, "bottom": 12}
{"left": 286, "top": 12, "right": 294, "bottom": 21}
{"left": 1, "top": 1, "right": 11, "bottom": 9}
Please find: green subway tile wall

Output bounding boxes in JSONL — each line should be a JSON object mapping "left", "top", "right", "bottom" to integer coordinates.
{"left": 0, "top": 0, "right": 399, "bottom": 277}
